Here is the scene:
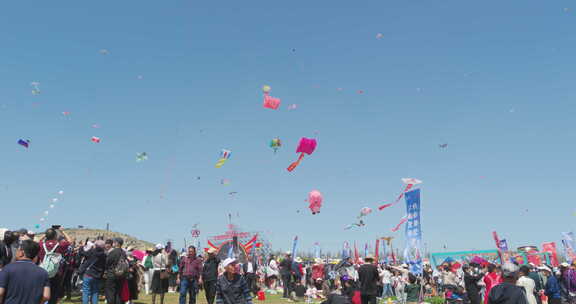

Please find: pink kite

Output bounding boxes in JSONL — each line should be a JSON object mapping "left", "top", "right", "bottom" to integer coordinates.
{"left": 263, "top": 93, "right": 281, "bottom": 110}
{"left": 308, "top": 190, "right": 323, "bottom": 215}
{"left": 91, "top": 136, "right": 101, "bottom": 143}
{"left": 391, "top": 216, "right": 408, "bottom": 232}
{"left": 287, "top": 137, "right": 317, "bottom": 172}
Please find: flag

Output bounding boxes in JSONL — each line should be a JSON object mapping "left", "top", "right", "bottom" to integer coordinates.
{"left": 404, "top": 189, "right": 422, "bottom": 274}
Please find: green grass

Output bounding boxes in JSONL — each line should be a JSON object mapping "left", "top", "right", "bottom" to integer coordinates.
{"left": 62, "top": 290, "right": 291, "bottom": 304}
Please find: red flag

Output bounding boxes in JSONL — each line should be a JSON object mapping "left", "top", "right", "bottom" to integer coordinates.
{"left": 375, "top": 239, "right": 380, "bottom": 263}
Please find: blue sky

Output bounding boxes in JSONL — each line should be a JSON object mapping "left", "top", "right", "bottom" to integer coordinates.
{"left": 1, "top": 0, "right": 575, "bottom": 254}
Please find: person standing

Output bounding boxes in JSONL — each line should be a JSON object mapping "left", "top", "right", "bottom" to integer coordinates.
{"left": 0, "top": 231, "right": 14, "bottom": 269}
{"left": 380, "top": 266, "right": 394, "bottom": 298}
{"left": 517, "top": 266, "right": 537, "bottom": 304}
{"left": 38, "top": 227, "right": 71, "bottom": 304}
{"left": 142, "top": 248, "right": 155, "bottom": 295}
{"left": 178, "top": 246, "right": 203, "bottom": 304}
{"left": 216, "top": 258, "right": 254, "bottom": 304}
{"left": 104, "top": 238, "right": 127, "bottom": 304}
{"left": 541, "top": 266, "right": 561, "bottom": 304}
{"left": 484, "top": 264, "right": 503, "bottom": 304}
{"left": 150, "top": 244, "right": 169, "bottom": 304}
{"left": 358, "top": 256, "right": 379, "bottom": 304}
{"left": 0, "top": 240, "right": 51, "bottom": 304}
{"left": 203, "top": 248, "right": 220, "bottom": 304}
{"left": 265, "top": 255, "right": 279, "bottom": 293}
{"left": 487, "top": 263, "right": 527, "bottom": 304}
{"left": 464, "top": 264, "right": 483, "bottom": 304}
{"left": 78, "top": 240, "right": 106, "bottom": 304}
{"left": 279, "top": 252, "right": 293, "bottom": 299}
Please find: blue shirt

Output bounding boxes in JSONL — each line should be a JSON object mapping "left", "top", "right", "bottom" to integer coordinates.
{"left": 545, "top": 275, "right": 562, "bottom": 299}
{"left": 0, "top": 260, "right": 50, "bottom": 304}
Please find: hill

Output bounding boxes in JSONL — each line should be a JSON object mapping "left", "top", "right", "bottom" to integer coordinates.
{"left": 39, "top": 228, "right": 154, "bottom": 250}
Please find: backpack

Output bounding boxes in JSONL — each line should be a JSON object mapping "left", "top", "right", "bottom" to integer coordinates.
{"left": 40, "top": 242, "right": 62, "bottom": 278}
{"left": 114, "top": 256, "right": 130, "bottom": 278}
{"left": 144, "top": 255, "right": 153, "bottom": 269}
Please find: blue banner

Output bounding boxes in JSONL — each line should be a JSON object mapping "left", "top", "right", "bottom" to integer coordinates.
{"left": 292, "top": 236, "right": 298, "bottom": 257}
{"left": 404, "top": 189, "right": 422, "bottom": 274}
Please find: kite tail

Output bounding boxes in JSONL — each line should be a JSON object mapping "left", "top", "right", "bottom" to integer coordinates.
{"left": 215, "top": 158, "right": 227, "bottom": 168}
{"left": 391, "top": 216, "right": 408, "bottom": 232}
{"left": 287, "top": 153, "right": 305, "bottom": 172}
{"left": 378, "top": 184, "right": 414, "bottom": 210}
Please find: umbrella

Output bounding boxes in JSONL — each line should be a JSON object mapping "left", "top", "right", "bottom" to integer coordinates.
{"left": 131, "top": 250, "right": 145, "bottom": 261}
{"left": 471, "top": 256, "right": 488, "bottom": 265}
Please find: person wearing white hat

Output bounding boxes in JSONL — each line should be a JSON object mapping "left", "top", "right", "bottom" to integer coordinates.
{"left": 540, "top": 265, "right": 562, "bottom": 304}
{"left": 215, "top": 258, "right": 254, "bottom": 304}
{"left": 150, "top": 244, "right": 169, "bottom": 304}
{"left": 203, "top": 248, "right": 220, "bottom": 304}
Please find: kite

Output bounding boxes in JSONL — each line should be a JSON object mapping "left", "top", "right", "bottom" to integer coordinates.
{"left": 439, "top": 143, "right": 448, "bottom": 148}
{"left": 308, "top": 190, "right": 323, "bottom": 215}
{"left": 30, "top": 82, "right": 40, "bottom": 95}
{"left": 136, "top": 152, "right": 148, "bottom": 162}
{"left": 52, "top": 198, "right": 58, "bottom": 203}
{"left": 287, "top": 104, "right": 297, "bottom": 110}
{"left": 58, "top": 190, "right": 64, "bottom": 195}
{"left": 62, "top": 111, "right": 71, "bottom": 116}
{"left": 92, "top": 124, "right": 100, "bottom": 128}
{"left": 378, "top": 178, "right": 422, "bottom": 210}
{"left": 228, "top": 191, "right": 238, "bottom": 195}
{"left": 18, "top": 139, "right": 30, "bottom": 148}
{"left": 215, "top": 149, "right": 231, "bottom": 168}
{"left": 91, "top": 136, "right": 101, "bottom": 143}
{"left": 263, "top": 94, "right": 281, "bottom": 110}
{"left": 287, "top": 137, "right": 317, "bottom": 172}
{"left": 270, "top": 138, "right": 282, "bottom": 154}
{"left": 391, "top": 215, "right": 408, "bottom": 232}
{"left": 360, "top": 207, "right": 372, "bottom": 216}
{"left": 221, "top": 178, "right": 230, "bottom": 185}
{"left": 344, "top": 219, "right": 366, "bottom": 230}
{"left": 99, "top": 49, "right": 109, "bottom": 55}
{"left": 376, "top": 33, "right": 384, "bottom": 39}
{"left": 262, "top": 85, "right": 271, "bottom": 93}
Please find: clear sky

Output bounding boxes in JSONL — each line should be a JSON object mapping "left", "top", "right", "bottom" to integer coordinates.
{"left": 1, "top": 0, "right": 575, "bottom": 255}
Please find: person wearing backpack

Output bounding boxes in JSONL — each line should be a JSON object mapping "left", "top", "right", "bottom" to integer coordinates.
{"left": 104, "top": 238, "right": 128, "bottom": 304}
{"left": 38, "top": 228, "right": 71, "bottom": 304}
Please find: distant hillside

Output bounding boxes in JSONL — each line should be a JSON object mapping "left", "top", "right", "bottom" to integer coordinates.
{"left": 39, "top": 228, "right": 154, "bottom": 250}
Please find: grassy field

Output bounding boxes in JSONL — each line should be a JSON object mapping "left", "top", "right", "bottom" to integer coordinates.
{"left": 62, "top": 291, "right": 291, "bottom": 304}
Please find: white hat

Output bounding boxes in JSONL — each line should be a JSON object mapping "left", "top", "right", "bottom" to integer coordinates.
{"left": 207, "top": 248, "right": 217, "bottom": 254}
{"left": 222, "top": 258, "right": 237, "bottom": 268}
{"left": 155, "top": 243, "right": 164, "bottom": 250}
{"left": 286, "top": 251, "right": 292, "bottom": 255}
{"left": 538, "top": 265, "right": 552, "bottom": 272}
{"left": 295, "top": 257, "right": 303, "bottom": 263}
{"left": 561, "top": 262, "right": 570, "bottom": 267}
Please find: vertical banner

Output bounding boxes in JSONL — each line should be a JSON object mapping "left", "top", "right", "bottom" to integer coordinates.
{"left": 492, "top": 231, "right": 504, "bottom": 263}
{"left": 314, "top": 242, "right": 320, "bottom": 259}
{"left": 541, "top": 242, "right": 559, "bottom": 267}
{"left": 342, "top": 241, "right": 350, "bottom": 258}
{"left": 364, "top": 243, "right": 368, "bottom": 258}
{"left": 562, "top": 232, "right": 576, "bottom": 262}
{"left": 404, "top": 189, "right": 422, "bottom": 274}
{"left": 375, "top": 239, "right": 380, "bottom": 263}
{"left": 292, "top": 236, "right": 299, "bottom": 257}
{"left": 354, "top": 241, "right": 359, "bottom": 264}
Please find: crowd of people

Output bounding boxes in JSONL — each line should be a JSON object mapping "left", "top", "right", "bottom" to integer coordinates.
{"left": 1, "top": 228, "right": 575, "bottom": 304}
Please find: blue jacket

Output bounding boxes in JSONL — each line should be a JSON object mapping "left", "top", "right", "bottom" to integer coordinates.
{"left": 545, "top": 275, "right": 562, "bottom": 299}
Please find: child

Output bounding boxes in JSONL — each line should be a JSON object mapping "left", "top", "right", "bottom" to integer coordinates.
{"left": 404, "top": 273, "right": 421, "bottom": 304}
{"left": 306, "top": 285, "right": 318, "bottom": 303}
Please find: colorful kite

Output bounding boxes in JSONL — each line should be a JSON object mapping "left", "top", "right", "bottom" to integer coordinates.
{"left": 215, "top": 149, "right": 231, "bottom": 168}
{"left": 360, "top": 207, "right": 372, "bottom": 216}
{"left": 91, "top": 136, "right": 101, "bottom": 143}
{"left": 287, "top": 104, "right": 297, "bottom": 110}
{"left": 270, "top": 138, "right": 282, "bottom": 153}
{"left": 308, "top": 190, "right": 323, "bottom": 215}
{"left": 262, "top": 85, "right": 271, "bottom": 93}
{"left": 30, "top": 82, "right": 41, "bottom": 95}
{"left": 439, "top": 143, "right": 448, "bottom": 148}
{"left": 378, "top": 178, "right": 422, "bottom": 210}
{"left": 136, "top": 152, "right": 148, "bottom": 162}
{"left": 287, "top": 137, "right": 317, "bottom": 172}
{"left": 263, "top": 94, "right": 281, "bottom": 110}
{"left": 18, "top": 139, "right": 30, "bottom": 148}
